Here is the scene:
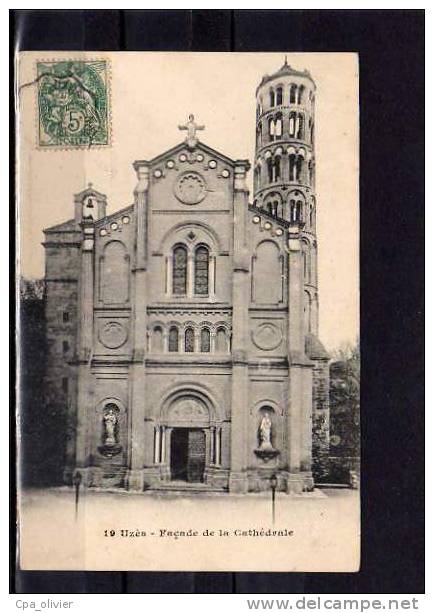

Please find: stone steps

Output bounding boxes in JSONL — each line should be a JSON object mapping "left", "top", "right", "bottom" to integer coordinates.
{"left": 149, "top": 481, "right": 226, "bottom": 493}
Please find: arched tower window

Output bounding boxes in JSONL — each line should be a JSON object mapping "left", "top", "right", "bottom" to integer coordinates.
{"left": 200, "top": 328, "right": 210, "bottom": 352}
{"left": 274, "top": 113, "right": 282, "bottom": 138}
{"left": 268, "top": 117, "right": 275, "bottom": 141}
{"left": 298, "top": 85, "right": 305, "bottom": 104}
{"left": 168, "top": 326, "right": 179, "bottom": 352}
{"left": 172, "top": 244, "right": 187, "bottom": 295}
{"left": 264, "top": 193, "right": 282, "bottom": 218}
{"left": 276, "top": 86, "right": 283, "bottom": 105}
{"left": 256, "top": 125, "right": 261, "bottom": 148}
{"left": 296, "top": 113, "right": 304, "bottom": 139}
{"left": 274, "top": 155, "right": 281, "bottom": 181}
{"left": 308, "top": 159, "right": 314, "bottom": 185}
{"left": 309, "top": 199, "right": 315, "bottom": 228}
{"left": 267, "top": 157, "right": 273, "bottom": 182}
{"left": 194, "top": 245, "right": 209, "bottom": 295}
{"left": 269, "top": 89, "right": 275, "bottom": 107}
{"left": 83, "top": 196, "right": 96, "bottom": 220}
{"left": 295, "top": 156, "right": 303, "bottom": 182}
{"left": 289, "top": 154, "right": 297, "bottom": 181}
{"left": 290, "top": 84, "right": 297, "bottom": 104}
{"left": 289, "top": 112, "right": 296, "bottom": 137}
{"left": 185, "top": 327, "right": 195, "bottom": 353}
{"left": 290, "top": 193, "right": 305, "bottom": 222}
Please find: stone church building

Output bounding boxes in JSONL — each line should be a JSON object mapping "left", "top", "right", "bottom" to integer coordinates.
{"left": 43, "top": 61, "right": 330, "bottom": 493}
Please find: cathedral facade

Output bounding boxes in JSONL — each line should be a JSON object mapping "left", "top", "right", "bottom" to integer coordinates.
{"left": 43, "top": 61, "right": 330, "bottom": 494}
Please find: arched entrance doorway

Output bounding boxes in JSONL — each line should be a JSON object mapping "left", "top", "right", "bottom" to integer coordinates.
{"left": 165, "top": 395, "right": 210, "bottom": 483}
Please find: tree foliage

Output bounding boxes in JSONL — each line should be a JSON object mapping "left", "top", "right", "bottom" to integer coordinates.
{"left": 19, "top": 278, "right": 69, "bottom": 486}
{"left": 328, "top": 339, "right": 360, "bottom": 482}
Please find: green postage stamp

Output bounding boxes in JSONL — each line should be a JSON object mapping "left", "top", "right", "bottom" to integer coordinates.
{"left": 36, "top": 59, "right": 110, "bottom": 148}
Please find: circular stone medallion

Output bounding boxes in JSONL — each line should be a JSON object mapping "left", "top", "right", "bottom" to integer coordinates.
{"left": 174, "top": 172, "right": 207, "bottom": 205}
{"left": 252, "top": 323, "right": 283, "bottom": 351}
{"left": 99, "top": 321, "right": 128, "bottom": 349}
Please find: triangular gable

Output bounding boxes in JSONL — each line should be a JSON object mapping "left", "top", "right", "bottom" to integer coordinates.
{"left": 136, "top": 140, "right": 238, "bottom": 168}
{"left": 74, "top": 186, "right": 107, "bottom": 201}
{"left": 44, "top": 218, "right": 79, "bottom": 233}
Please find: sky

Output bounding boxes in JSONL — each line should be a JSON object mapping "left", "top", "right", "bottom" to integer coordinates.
{"left": 18, "top": 52, "right": 359, "bottom": 351}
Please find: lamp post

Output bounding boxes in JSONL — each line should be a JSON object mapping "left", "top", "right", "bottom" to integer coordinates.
{"left": 73, "top": 470, "right": 82, "bottom": 520}
{"left": 270, "top": 473, "right": 278, "bottom": 525}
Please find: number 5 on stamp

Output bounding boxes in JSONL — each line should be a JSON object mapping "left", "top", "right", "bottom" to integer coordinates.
{"left": 36, "top": 59, "right": 111, "bottom": 148}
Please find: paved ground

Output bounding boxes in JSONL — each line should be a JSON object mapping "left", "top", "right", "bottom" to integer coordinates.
{"left": 18, "top": 487, "right": 360, "bottom": 573}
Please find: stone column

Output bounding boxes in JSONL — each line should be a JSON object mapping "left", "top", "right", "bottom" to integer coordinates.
{"left": 187, "top": 253, "right": 194, "bottom": 296}
{"left": 194, "top": 328, "right": 201, "bottom": 353}
{"left": 75, "top": 221, "right": 95, "bottom": 481}
{"left": 127, "top": 161, "right": 150, "bottom": 491}
{"left": 154, "top": 426, "right": 161, "bottom": 463}
{"left": 210, "top": 330, "right": 216, "bottom": 353}
{"left": 216, "top": 427, "right": 222, "bottom": 466}
{"left": 286, "top": 225, "right": 314, "bottom": 493}
{"left": 229, "top": 160, "right": 251, "bottom": 493}
{"left": 209, "top": 254, "right": 216, "bottom": 297}
{"left": 210, "top": 427, "right": 215, "bottom": 465}
{"left": 165, "top": 256, "right": 172, "bottom": 295}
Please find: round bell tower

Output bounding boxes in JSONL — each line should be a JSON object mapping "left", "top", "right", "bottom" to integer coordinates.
{"left": 253, "top": 59, "right": 319, "bottom": 336}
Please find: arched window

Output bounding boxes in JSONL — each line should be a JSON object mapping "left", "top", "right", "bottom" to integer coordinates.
{"left": 310, "top": 200, "right": 315, "bottom": 228}
{"left": 253, "top": 241, "right": 282, "bottom": 304}
{"left": 265, "top": 197, "right": 280, "bottom": 217}
{"left": 194, "top": 245, "right": 209, "bottom": 295}
{"left": 185, "top": 327, "right": 195, "bottom": 352}
{"left": 290, "top": 194, "right": 304, "bottom": 222}
{"left": 308, "top": 160, "right": 314, "bottom": 185}
{"left": 298, "top": 85, "right": 305, "bottom": 104}
{"left": 295, "top": 156, "right": 303, "bottom": 182}
{"left": 101, "top": 241, "right": 130, "bottom": 304}
{"left": 267, "top": 157, "right": 273, "bottom": 182}
{"left": 216, "top": 327, "right": 227, "bottom": 353}
{"left": 256, "top": 125, "right": 261, "bottom": 148}
{"left": 153, "top": 326, "right": 163, "bottom": 352}
{"left": 168, "top": 326, "right": 179, "bottom": 352}
{"left": 172, "top": 244, "right": 187, "bottom": 294}
{"left": 200, "top": 328, "right": 210, "bottom": 352}
{"left": 268, "top": 117, "right": 275, "bottom": 141}
{"left": 296, "top": 114, "right": 304, "bottom": 139}
{"left": 274, "top": 113, "right": 282, "bottom": 137}
{"left": 274, "top": 156, "right": 281, "bottom": 181}
{"left": 290, "top": 84, "right": 297, "bottom": 104}
{"left": 310, "top": 121, "right": 315, "bottom": 145}
{"left": 289, "top": 112, "right": 296, "bottom": 137}
{"left": 289, "top": 154, "right": 297, "bottom": 181}
{"left": 269, "top": 89, "right": 275, "bottom": 107}
{"left": 276, "top": 87, "right": 283, "bottom": 105}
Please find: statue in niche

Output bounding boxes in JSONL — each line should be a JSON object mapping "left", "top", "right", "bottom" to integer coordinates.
{"left": 255, "top": 410, "right": 279, "bottom": 462}
{"left": 98, "top": 404, "right": 122, "bottom": 457}
{"left": 259, "top": 412, "right": 273, "bottom": 450}
{"left": 103, "top": 406, "right": 118, "bottom": 445}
